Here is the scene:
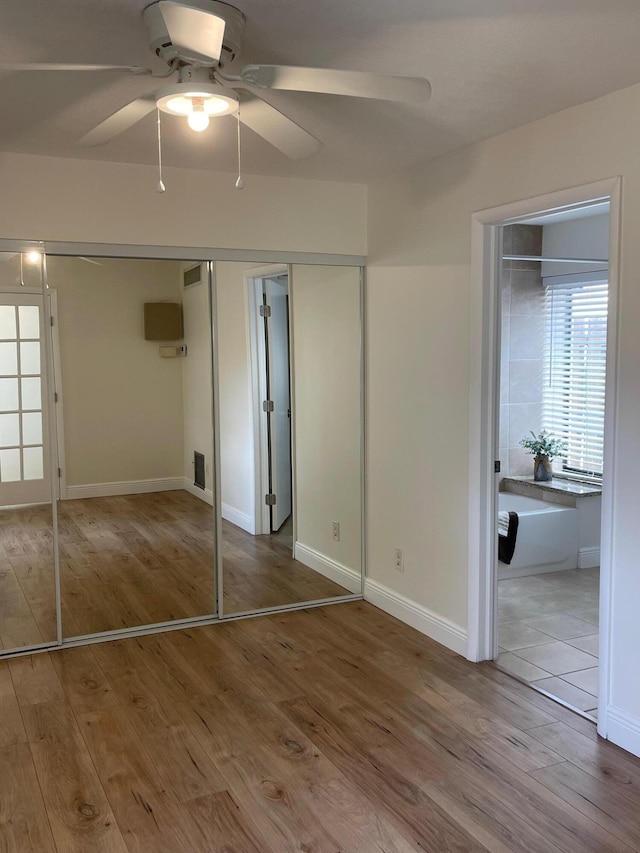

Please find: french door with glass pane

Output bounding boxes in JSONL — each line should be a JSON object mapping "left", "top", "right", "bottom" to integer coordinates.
{"left": 0, "top": 292, "right": 52, "bottom": 505}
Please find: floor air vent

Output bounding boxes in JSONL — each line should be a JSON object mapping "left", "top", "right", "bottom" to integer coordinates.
{"left": 194, "top": 452, "right": 205, "bottom": 490}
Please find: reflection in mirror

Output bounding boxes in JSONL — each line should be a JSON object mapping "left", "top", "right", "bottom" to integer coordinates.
{"left": 216, "top": 261, "right": 362, "bottom": 614}
{"left": 45, "top": 256, "right": 216, "bottom": 637}
{"left": 0, "top": 251, "right": 57, "bottom": 650}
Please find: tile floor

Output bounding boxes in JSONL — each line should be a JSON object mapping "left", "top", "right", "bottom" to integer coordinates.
{"left": 497, "top": 566, "right": 599, "bottom": 718}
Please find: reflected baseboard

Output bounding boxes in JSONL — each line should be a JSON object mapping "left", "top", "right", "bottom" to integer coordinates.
{"left": 294, "top": 541, "right": 361, "bottom": 594}
{"left": 183, "top": 478, "right": 214, "bottom": 507}
{"left": 65, "top": 477, "right": 184, "bottom": 500}
{"left": 221, "top": 501, "right": 255, "bottom": 533}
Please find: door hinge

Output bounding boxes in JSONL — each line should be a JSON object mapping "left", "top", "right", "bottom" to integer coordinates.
{"left": 259, "top": 304, "right": 271, "bottom": 318}
{"left": 50, "top": 316, "right": 54, "bottom": 326}
{"left": 494, "top": 460, "right": 501, "bottom": 473}
{"left": 54, "top": 392, "right": 58, "bottom": 403}
{"left": 57, "top": 468, "right": 61, "bottom": 478}
{"left": 263, "top": 400, "right": 274, "bottom": 412}
{"left": 265, "top": 493, "right": 276, "bottom": 506}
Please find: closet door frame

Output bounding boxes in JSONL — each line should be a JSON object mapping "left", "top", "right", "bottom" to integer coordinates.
{"left": 0, "top": 239, "right": 365, "bottom": 660}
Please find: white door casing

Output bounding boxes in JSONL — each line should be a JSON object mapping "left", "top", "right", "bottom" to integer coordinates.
{"left": 468, "top": 177, "right": 621, "bottom": 745}
{"left": 265, "top": 276, "right": 292, "bottom": 531}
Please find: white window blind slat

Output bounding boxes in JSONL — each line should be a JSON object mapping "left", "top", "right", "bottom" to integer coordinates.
{"left": 543, "top": 278, "right": 608, "bottom": 478}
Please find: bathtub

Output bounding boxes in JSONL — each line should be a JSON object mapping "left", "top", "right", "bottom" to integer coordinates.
{"left": 498, "top": 493, "right": 578, "bottom": 579}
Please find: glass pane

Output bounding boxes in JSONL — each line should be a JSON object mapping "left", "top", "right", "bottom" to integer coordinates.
{"left": 22, "top": 446, "right": 44, "bottom": 480}
{"left": 20, "top": 342, "right": 41, "bottom": 376}
{"left": 0, "top": 306, "right": 16, "bottom": 340}
{"left": 0, "top": 342, "right": 18, "bottom": 376}
{"left": 18, "top": 305, "right": 40, "bottom": 340}
{"left": 217, "top": 261, "right": 362, "bottom": 617}
{"left": 21, "top": 377, "right": 41, "bottom": 410}
{"left": 22, "top": 412, "right": 43, "bottom": 445}
{"left": 0, "top": 413, "right": 19, "bottom": 447}
{"left": 57, "top": 255, "right": 217, "bottom": 639}
{"left": 0, "top": 448, "right": 20, "bottom": 481}
{"left": 0, "top": 378, "right": 19, "bottom": 412}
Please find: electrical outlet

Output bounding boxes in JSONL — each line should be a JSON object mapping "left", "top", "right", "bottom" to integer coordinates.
{"left": 332, "top": 521, "right": 340, "bottom": 542}
{"left": 394, "top": 548, "right": 404, "bottom": 572}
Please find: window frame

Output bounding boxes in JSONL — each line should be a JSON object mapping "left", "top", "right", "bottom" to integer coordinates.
{"left": 542, "top": 270, "right": 609, "bottom": 483}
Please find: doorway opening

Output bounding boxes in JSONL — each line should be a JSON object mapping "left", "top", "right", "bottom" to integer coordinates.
{"left": 495, "top": 203, "right": 608, "bottom": 720}
{"left": 468, "top": 178, "right": 620, "bottom": 737}
{"left": 246, "top": 265, "right": 293, "bottom": 545}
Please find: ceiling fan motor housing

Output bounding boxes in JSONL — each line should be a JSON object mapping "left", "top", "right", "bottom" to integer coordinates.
{"left": 143, "top": 0, "right": 246, "bottom": 68}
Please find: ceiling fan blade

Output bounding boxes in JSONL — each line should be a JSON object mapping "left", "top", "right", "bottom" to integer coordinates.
{"left": 0, "top": 63, "right": 151, "bottom": 75}
{"left": 240, "top": 65, "right": 431, "bottom": 103}
{"left": 158, "top": 1, "right": 225, "bottom": 65}
{"left": 78, "top": 97, "right": 157, "bottom": 146}
{"left": 238, "top": 96, "right": 322, "bottom": 159}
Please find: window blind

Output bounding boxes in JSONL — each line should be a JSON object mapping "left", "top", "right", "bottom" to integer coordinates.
{"left": 543, "top": 276, "right": 608, "bottom": 478}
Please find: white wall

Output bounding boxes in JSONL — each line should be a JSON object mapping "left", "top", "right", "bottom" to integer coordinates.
{"left": 577, "top": 495, "right": 601, "bottom": 566}
{"left": 542, "top": 213, "right": 609, "bottom": 278}
{"left": 0, "top": 153, "right": 366, "bottom": 256}
{"left": 367, "top": 80, "right": 640, "bottom": 753}
{"left": 292, "top": 265, "right": 362, "bottom": 579}
{"left": 47, "top": 256, "right": 184, "bottom": 486}
{"left": 181, "top": 264, "right": 214, "bottom": 499}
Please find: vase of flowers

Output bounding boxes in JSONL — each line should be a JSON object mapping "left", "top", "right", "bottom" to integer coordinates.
{"left": 519, "top": 431, "right": 567, "bottom": 482}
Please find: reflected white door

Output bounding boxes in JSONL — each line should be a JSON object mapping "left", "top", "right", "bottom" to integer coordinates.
{"left": 0, "top": 293, "right": 51, "bottom": 506}
{"left": 265, "top": 277, "right": 292, "bottom": 531}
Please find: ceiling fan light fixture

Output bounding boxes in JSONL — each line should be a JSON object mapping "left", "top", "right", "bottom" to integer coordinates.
{"left": 156, "top": 82, "right": 238, "bottom": 120}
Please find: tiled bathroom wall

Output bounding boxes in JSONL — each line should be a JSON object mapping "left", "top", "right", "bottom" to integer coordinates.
{"left": 500, "top": 224, "right": 545, "bottom": 478}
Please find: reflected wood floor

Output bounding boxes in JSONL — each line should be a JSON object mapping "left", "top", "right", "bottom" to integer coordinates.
{"left": 0, "top": 490, "right": 348, "bottom": 645}
{"left": 222, "top": 513, "right": 348, "bottom": 614}
{"left": 1, "top": 601, "right": 639, "bottom": 852}
{"left": 0, "top": 503, "right": 56, "bottom": 649}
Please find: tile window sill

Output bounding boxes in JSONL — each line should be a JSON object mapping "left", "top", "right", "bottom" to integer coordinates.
{"left": 501, "top": 475, "right": 602, "bottom": 506}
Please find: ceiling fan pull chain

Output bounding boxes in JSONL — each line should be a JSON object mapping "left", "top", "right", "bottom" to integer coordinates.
{"left": 235, "top": 101, "right": 244, "bottom": 190}
{"left": 156, "top": 109, "right": 166, "bottom": 193}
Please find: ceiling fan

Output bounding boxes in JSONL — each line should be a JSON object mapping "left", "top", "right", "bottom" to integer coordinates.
{"left": 0, "top": 0, "right": 432, "bottom": 159}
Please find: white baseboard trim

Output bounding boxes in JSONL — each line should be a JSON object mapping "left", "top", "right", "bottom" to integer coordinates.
{"left": 579, "top": 546, "right": 601, "bottom": 569}
{"left": 294, "top": 541, "right": 362, "bottom": 594}
{"left": 222, "top": 503, "right": 255, "bottom": 534}
{"left": 498, "top": 560, "right": 577, "bottom": 580}
{"left": 183, "top": 479, "right": 214, "bottom": 507}
{"left": 364, "top": 578, "right": 467, "bottom": 656}
{"left": 65, "top": 477, "right": 184, "bottom": 500}
{"left": 606, "top": 707, "right": 640, "bottom": 758}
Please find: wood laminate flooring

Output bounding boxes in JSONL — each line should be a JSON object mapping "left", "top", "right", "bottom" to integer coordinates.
{"left": 0, "top": 491, "right": 349, "bottom": 646}
{"left": 0, "top": 601, "right": 638, "bottom": 852}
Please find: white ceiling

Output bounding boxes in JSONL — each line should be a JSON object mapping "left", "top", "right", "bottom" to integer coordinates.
{"left": 2, "top": 0, "right": 640, "bottom": 182}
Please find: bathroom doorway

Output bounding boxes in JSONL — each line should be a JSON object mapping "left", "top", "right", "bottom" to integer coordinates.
{"left": 468, "top": 177, "right": 620, "bottom": 735}
{"left": 495, "top": 207, "right": 608, "bottom": 719}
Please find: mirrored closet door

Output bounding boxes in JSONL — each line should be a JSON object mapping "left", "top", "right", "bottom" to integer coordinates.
{"left": 0, "top": 251, "right": 58, "bottom": 651}
{"left": 46, "top": 255, "right": 218, "bottom": 638}
{"left": 215, "top": 261, "right": 363, "bottom": 615}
